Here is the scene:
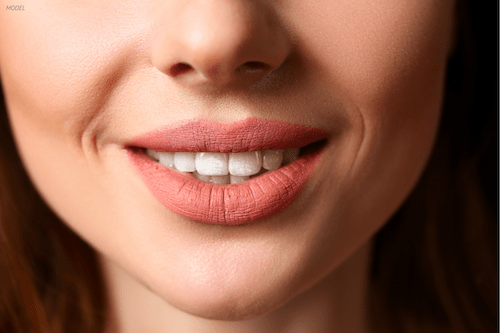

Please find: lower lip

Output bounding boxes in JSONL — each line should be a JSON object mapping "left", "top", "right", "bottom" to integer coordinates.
{"left": 127, "top": 149, "right": 323, "bottom": 225}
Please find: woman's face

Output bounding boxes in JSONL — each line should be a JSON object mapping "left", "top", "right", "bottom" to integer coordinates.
{"left": 0, "top": 0, "right": 455, "bottom": 320}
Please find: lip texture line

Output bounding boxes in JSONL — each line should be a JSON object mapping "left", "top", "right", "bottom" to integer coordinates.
{"left": 126, "top": 118, "right": 329, "bottom": 225}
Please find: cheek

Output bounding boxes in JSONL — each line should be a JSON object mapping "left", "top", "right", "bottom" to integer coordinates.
{"left": 288, "top": 0, "right": 455, "bottom": 106}
{"left": 282, "top": 0, "right": 455, "bottom": 192}
{"left": 0, "top": 2, "right": 149, "bottom": 253}
{"left": 287, "top": 0, "right": 455, "bottom": 240}
{"left": 0, "top": 2, "right": 147, "bottom": 146}
{"left": 338, "top": 1, "right": 455, "bottom": 200}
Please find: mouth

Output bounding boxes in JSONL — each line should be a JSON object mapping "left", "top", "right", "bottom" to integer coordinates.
{"left": 126, "top": 118, "right": 329, "bottom": 225}
{"left": 141, "top": 139, "right": 327, "bottom": 185}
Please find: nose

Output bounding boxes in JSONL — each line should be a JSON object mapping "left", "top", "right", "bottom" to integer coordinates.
{"left": 150, "top": 0, "right": 291, "bottom": 90}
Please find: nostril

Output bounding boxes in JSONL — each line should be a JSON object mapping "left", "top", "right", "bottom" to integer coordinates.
{"left": 170, "top": 63, "right": 193, "bottom": 77}
{"left": 237, "top": 61, "right": 271, "bottom": 73}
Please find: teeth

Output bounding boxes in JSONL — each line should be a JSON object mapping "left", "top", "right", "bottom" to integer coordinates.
{"left": 158, "top": 152, "right": 175, "bottom": 168}
{"left": 262, "top": 150, "right": 284, "bottom": 171}
{"left": 193, "top": 171, "right": 211, "bottom": 182}
{"left": 228, "top": 151, "right": 262, "bottom": 177}
{"left": 146, "top": 149, "right": 160, "bottom": 161}
{"left": 211, "top": 175, "right": 230, "bottom": 185}
{"left": 174, "top": 152, "right": 196, "bottom": 172}
{"left": 282, "top": 148, "right": 299, "bottom": 165}
{"left": 195, "top": 152, "right": 228, "bottom": 176}
{"left": 146, "top": 147, "right": 303, "bottom": 183}
{"left": 230, "top": 175, "right": 250, "bottom": 184}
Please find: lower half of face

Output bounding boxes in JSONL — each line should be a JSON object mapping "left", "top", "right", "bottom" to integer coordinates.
{"left": 0, "top": 0, "right": 455, "bottom": 320}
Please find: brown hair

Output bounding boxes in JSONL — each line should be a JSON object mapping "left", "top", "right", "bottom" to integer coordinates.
{"left": 0, "top": 0, "right": 496, "bottom": 332}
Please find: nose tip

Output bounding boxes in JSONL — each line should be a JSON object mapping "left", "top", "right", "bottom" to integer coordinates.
{"left": 150, "top": 0, "right": 291, "bottom": 89}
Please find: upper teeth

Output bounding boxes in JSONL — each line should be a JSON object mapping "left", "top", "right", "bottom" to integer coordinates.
{"left": 146, "top": 148, "right": 300, "bottom": 183}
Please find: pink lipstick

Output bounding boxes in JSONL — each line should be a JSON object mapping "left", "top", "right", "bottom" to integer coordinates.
{"left": 126, "top": 118, "right": 328, "bottom": 225}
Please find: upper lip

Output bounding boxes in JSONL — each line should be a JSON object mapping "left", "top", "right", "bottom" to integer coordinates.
{"left": 125, "top": 118, "right": 330, "bottom": 153}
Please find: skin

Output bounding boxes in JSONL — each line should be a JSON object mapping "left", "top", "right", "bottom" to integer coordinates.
{"left": 0, "top": 0, "right": 456, "bottom": 332}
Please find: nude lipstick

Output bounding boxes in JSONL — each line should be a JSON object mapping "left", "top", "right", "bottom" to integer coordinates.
{"left": 126, "top": 118, "right": 328, "bottom": 225}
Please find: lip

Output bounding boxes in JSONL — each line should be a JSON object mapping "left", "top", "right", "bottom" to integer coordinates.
{"left": 125, "top": 118, "right": 329, "bottom": 225}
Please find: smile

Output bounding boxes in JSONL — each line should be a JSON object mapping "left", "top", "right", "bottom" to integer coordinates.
{"left": 126, "top": 118, "right": 329, "bottom": 225}
{"left": 145, "top": 147, "right": 302, "bottom": 184}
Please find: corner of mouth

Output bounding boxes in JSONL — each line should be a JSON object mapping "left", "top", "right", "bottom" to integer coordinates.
{"left": 297, "top": 138, "right": 328, "bottom": 157}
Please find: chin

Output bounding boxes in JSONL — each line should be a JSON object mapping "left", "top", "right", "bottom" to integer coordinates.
{"left": 138, "top": 256, "right": 304, "bottom": 322}
{"left": 176, "top": 298, "right": 275, "bottom": 321}
{"left": 156, "top": 281, "right": 288, "bottom": 321}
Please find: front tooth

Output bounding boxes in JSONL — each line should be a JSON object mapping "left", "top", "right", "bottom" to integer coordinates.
{"left": 262, "top": 150, "right": 284, "bottom": 171}
{"left": 211, "top": 175, "right": 230, "bottom": 185}
{"left": 230, "top": 175, "right": 250, "bottom": 184}
{"left": 195, "top": 152, "right": 228, "bottom": 176}
{"left": 228, "top": 151, "right": 262, "bottom": 176}
{"left": 174, "top": 152, "right": 196, "bottom": 172}
{"left": 282, "top": 148, "right": 299, "bottom": 164}
{"left": 158, "top": 152, "right": 175, "bottom": 168}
